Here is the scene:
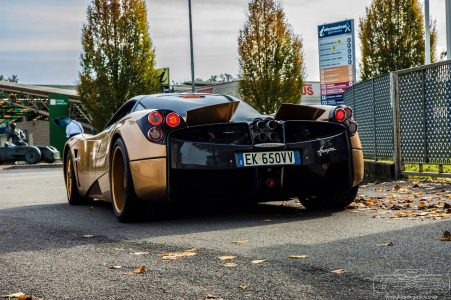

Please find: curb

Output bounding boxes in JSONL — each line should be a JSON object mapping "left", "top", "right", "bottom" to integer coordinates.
{"left": 1, "top": 162, "right": 63, "bottom": 170}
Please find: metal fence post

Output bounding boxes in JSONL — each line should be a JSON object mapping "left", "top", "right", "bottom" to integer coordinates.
{"left": 421, "top": 68, "right": 429, "bottom": 164}
{"left": 372, "top": 78, "right": 377, "bottom": 160}
{"left": 390, "top": 72, "right": 402, "bottom": 178}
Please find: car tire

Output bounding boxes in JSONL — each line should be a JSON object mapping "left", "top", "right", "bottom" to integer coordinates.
{"left": 25, "top": 147, "right": 41, "bottom": 164}
{"left": 110, "top": 138, "right": 144, "bottom": 222}
{"left": 299, "top": 185, "right": 359, "bottom": 210}
{"left": 65, "top": 151, "right": 90, "bottom": 205}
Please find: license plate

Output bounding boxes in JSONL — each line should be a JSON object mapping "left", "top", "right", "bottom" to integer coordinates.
{"left": 236, "top": 151, "right": 301, "bottom": 168}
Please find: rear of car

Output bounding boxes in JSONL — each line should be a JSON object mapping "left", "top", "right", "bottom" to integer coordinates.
{"left": 135, "top": 94, "right": 362, "bottom": 207}
{"left": 167, "top": 119, "right": 354, "bottom": 202}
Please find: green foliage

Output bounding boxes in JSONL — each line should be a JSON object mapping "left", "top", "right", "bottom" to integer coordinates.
{"left": 78, "top": 0, "right": 160, "bottom": 131}
{"left": 359, "top": 0, "right": 438, "bottom": 80}
{"left": 238, "top": 0, "right": 304, "bottom": 114}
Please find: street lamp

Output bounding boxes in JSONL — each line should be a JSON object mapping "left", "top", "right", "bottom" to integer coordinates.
{"left": 447, "top": 0, "right": 451, "bottom": 59}
{"left": 424, "top": 0, "right": 431, "bottom": 64}
{"left": 188, "top": 0, "right": 195, "bottom": 92}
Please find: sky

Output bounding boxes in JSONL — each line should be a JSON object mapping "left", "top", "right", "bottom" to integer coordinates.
{"left": 0, "top": 0, "right": 448, "bottom": 85}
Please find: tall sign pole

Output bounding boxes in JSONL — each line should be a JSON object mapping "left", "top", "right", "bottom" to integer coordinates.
{"left": 425, "top": 0, "right": 431, "bottom": 64}
{"left": 318, "top": 20, "right": 356, "bottom": 106}
{"left": 188, "top": 0, "right": 195, "bottom": 93}
{"left": 447, "top": 0, "right": 451, "bottom": 59}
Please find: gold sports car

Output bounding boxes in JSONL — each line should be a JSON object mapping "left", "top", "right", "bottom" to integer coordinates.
{"left": 64, "top": 94, "right": 364, "bottom": 222}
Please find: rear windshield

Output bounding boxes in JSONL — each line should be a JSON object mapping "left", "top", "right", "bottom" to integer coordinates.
{"left": 139, "top": 94, "right": 261, "bottom": 119}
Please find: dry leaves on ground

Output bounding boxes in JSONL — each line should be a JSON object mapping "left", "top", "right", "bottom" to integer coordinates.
{"left": 232, "top": 240, "right": 248, "bottom": 245}
{"left": 440, "top": 230, "right": 451, "bottom": 241}
{"left": 124, "top": 266, "right": 147, "bottom": 275}
{"left": 130, "top": 251, "right": 150, "bottom": 256}
{"left": 108, "top": 265, "right": 122, "bottom": 269}
{"left": 288, "top": 255, "right": 308, "bottom": 259}
{"left": 347, "top": 180, "right": 451, "bottom": 220}
{"left": 218, "top": 255, "right": 236, "bottom": 261}
{"left": 331, "top": 268, "right": 346, "bottom": 274}
{"left": 239, "top": 284, "right": 251, "bottom": 290}
{"left": 203, "top": 294, "right": 223, "bottom": 300}
{"left": 251, "top": 259, "right": 267, "bottom": 264}
{"left": 161, "top": 248, "right": 197, "bottom": 261}
{"left": 376, "top": 242, "right": 394, "bottom": 247}
{"left": 0, "top": 293, "right": 43, "bottom": 300}
{"left": 224, "top": 263, "right": 237, "bottom": 267}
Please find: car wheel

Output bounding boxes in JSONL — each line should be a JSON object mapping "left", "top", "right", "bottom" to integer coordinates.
{"left": 25, "top": 147, "right": 41, "bottom": 164}
{"left": 65, "top": 151, "right": 90, "bottom": 205}
{"left": 111, "top": 138, "right": 144, "bottom": 222}
{"left": 299, "top": 185, "right": 359, "bottom": 210}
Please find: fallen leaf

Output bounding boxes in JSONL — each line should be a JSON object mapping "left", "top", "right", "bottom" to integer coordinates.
{"left": 161, "top": 248, "right": 197, "bottom": 261}
{"left": 232, "top": 240, "right": 249, "bottom": 245}
{"left": 394, "top": 184, "right": 401, "bottom": 190}
{"left": 288, "top": 255, "right": 307, "bottom": 259}
{"left": 376, "top": 242, "right": 394, "bottom": 247}
{"left": 417, "top": 201, "right": 426, "bottom": 209}
{"left": 251, "top": 259, "right": 267, "bottom": 264}
{"left": 133, "top": 266, "right": 147, "bottom": 274}
{"left": 218, "top": 256, "right": 236, "bottom": 261}
{"left": 239, "top": 284, "right": 251, "bottom": 290}
{"left": 130, "top": 251, "right": 149, "bottom": 256}
{"left": 109, "top": 265, "right": 122, "bottom": 269}
{"left": 204, "top": 294, "right": 223, "bottom": 300}
{"left": 440, "top": 231, "right": 451, "bottom": 241}
{"left": 1, "top": 293, "right": 26, "bottom": 299}
{"left": 224, "top": 263, "right": 237, "bottom": 267}
{"left": 331, "top": 268, "right": 346, "bottom": 274}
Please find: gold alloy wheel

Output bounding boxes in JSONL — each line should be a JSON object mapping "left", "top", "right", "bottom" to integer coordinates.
{"left": 112, "top": 147, "right": 126, "bottom": 214}
{"left": 66, "top": 156, "right": 72, "bottom": 200}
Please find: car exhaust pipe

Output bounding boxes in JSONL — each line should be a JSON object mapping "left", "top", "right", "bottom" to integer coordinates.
{"left": 266, "top": 120, "right": 278, "bottom": 130}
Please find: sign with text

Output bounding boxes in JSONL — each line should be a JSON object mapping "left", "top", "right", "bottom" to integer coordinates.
{"left": 318, "top": 20, "right": 356, "bottom": 105}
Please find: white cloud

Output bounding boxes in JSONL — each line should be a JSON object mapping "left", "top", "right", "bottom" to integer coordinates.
{"left": 0, "top": 0, "right": 448, "bottom": 84}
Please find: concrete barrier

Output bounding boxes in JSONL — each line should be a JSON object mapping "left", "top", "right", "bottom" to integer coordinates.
{"left": 363, "top": 160, "right": 396, "bottom": 182}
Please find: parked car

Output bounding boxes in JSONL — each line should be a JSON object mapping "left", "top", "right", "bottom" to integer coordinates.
{"left": 0, "top": 143, "right": 59, "bottom": 164}
{"left": 63, "top": 94, "right": 364, "bottom": 221}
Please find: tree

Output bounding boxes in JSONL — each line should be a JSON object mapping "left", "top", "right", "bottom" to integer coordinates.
{"left": 78, "top": 0, "right": 160, "bottom": 131}
{"left": 238, "top": 0, "right": 304, "bottom": 114}
{"left": 359, "top": 0, "right": 438, "bottom": 80}
{"left": 0, "top": 74, "right": 19, "bottom": 83}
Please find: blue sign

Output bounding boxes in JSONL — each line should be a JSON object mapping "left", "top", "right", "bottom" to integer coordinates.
{"left": 318, "top": 20, "right": 353, "bottom": 39}
{"left": 318, "top": 20, "right": 356, "bottom": 106}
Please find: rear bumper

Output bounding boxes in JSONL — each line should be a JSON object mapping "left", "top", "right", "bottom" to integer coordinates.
{"left": 168, "top": 122, "right": 355, "bottom": 201}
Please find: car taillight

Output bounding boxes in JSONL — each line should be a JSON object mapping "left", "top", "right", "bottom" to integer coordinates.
{"left": 147, "top": 127, "right": 163, "bottom": 142}
{"left": 334, "top": 108, "right": 346, "bottom": 122}
{"left": 348, "top": 121, "right": 358, "bottom": 134}
{"left": 148, "top": 111, "right": 163, "bottom": 126}
{"left": 344, "top": 106, "right": 353, "bottom": 119}
{"left": 166, "top": 112, "right": 181, "bottom": 128}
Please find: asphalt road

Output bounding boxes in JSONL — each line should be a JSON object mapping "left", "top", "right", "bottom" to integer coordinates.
{"left": 0, "top": 168, "right": 450, "bottom": 299}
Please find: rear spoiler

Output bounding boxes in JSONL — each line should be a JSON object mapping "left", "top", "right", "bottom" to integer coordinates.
{"left": 186, "top": 101, "right": 240, "bottom": 126}
{"left": 274, "top": 104, "right": 326, "bottom": 121}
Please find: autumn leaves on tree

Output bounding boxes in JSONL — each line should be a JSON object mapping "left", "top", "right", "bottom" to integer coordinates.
{"left": 78, "top": 0, "right": 160, "bottom": 131}
{"left": 359, "top": 0, "right": 438, "bottom": 80}
{"left": 238, "top": 0, "right": 305, "bottom": 114}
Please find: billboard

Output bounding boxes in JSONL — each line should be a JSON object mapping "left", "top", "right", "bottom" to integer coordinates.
{"left": 318, "top": 20, "right": 356, "bottom": 105}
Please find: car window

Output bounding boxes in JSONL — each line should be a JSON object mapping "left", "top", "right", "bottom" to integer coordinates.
{"left": 104, "top": 100, "right": 136, "bottom": 130}
{"left": 133, "top": 102, "right": 146, "bottom": 112}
